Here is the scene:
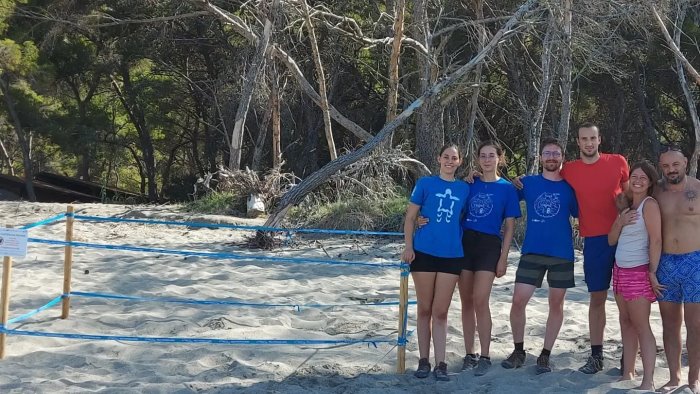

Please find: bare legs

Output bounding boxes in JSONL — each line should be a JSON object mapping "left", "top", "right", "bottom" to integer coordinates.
{"left": 459, "top": 270, "right": 496, "bottom": 357}
{"left": 412, "top": 272, "right": 460, "bottom": 365}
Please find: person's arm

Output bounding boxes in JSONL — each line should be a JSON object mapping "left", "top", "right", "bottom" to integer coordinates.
{"left": 512, "top": 175, "right": 525, "bottom": 190}
{"left": 496, "top": 217, "right": 515, "bottom": 278}
{"left": 608, "top": 207, "right": 636, "bottom": 246}
{"left": 643, "top": 199, "right": 665, "bottom": 296}
{"left": 402, "top": 203, "right": 421, "bottom": 263}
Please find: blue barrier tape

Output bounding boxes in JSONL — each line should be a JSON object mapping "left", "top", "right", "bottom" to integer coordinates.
{"left": 20, "top": 213, "right": 67, "bottom": 230}
{"left": 73, "top": 214, "right": 403, "bottom": 237}
{"left": 6, "top": 295, "right": 63, "bottom": 325}
{"left": 69, "top": 291, "right": 417, "bottom": 310}
{"left": 0, "top": 327, "right": 397, "bottom": 346}
{"left": 28, "top": 237, "right": 402, "bottom": 269}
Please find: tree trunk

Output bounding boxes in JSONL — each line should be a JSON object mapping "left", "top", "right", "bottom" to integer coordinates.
{"left": 385, "top": 0, "right": 406, "bottom": 125}
{"left": 413, "top": 0, "right": 443, "bottom": 172}
{"left": 301, "top": 0, "right": 336, "bottom": 160}
{"left": 110, "top": 67, "right": 159, "bottom": 201}
{"left": 556, "top": 0, "right": 573, "bottom": 147}
{"left": 526, "top": 18, "right": 557, "bottom": 175}
{"left": 251, "top": 81, "right": 273, "bottom": 171}
{"left": 0, "top": 75, "right": 36, "bottom": 201}
{"left": 651, "top": 4, "right": 700, "bottom": 87}
{"left": 465, "top": 0, "right": 486, "bottom": 159}
{"left": 228, "top": 10, "right": 273, "bottom": 170}
{"left": 271, "top": 74, "right": 282, "bottom": 168}
{"left": 633, "top": 63, "right": 662, "bottom": 159}
{"left": 0, "top": 136, "right": 15, "bottom": 176}
{"left": 263, "top": 0, "right": 538, "bottom": 228}
{"left": 612, "top": 82, "right": 626, "bottom": 153}
{"left": 673, "top": 3, "right": 700, "bottom": 177}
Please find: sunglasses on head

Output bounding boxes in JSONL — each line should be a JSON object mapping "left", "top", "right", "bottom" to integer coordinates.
{"left": 659, "top": 144, "right": 683, "bottom": 153}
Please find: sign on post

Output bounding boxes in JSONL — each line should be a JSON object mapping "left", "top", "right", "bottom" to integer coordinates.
{"left": 0, "top": 228, "right": 28, "bottom": 258}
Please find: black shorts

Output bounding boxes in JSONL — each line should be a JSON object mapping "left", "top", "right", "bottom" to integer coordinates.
{"left": 461, "top": 229, "right": 501, "bottom": 273}
{"left": 410, "top": 250, "right": 462, "bottom": 276}
{"left": 515, "top": 254, "right": 575, "bottom": 289}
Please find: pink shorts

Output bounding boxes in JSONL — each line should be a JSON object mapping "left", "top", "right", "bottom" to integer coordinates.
{"left": 613, "top": 263, "right": 656, "bottom": 302}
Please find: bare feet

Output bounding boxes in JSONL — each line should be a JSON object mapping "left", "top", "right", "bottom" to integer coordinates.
{"left": 637, "top": 380, "right": 654, "bottom": 391}
{"left": 657, "top": 380, "right": 680, "bottom": 393}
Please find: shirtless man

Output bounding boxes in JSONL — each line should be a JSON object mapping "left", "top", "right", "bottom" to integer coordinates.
{"left": 655, "top": 145, "right": 700, "bottom": 394}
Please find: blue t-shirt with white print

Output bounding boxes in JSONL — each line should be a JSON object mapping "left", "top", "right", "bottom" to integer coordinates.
{"left": 519, "top": 175, "right": 579, "bottom": 261}
{"left": 410, "top": 176, "right": 470, "bottom": 258}
{"left": 461, "top": 178, "right": 521, "bottom": 237}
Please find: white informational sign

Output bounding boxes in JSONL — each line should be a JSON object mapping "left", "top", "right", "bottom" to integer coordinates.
{"left": 0, "top": 227, "right": 28, "bottom": 258}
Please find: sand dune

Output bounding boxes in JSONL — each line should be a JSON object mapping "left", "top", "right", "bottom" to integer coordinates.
{"left": 0, "top": 202, "right": 691, "bottom": 393}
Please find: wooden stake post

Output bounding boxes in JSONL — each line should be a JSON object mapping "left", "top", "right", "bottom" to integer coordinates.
{"left": 61, "top": 206, "right": 74, "bottom": 319}
{"left": 0, "top": 255, "right": 13, "bottom": 359}
{"left": 397, "top": 265, "right": 409, "bottom": 373}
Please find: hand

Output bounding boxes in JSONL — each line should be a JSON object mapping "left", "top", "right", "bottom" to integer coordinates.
{"left": 512, "top": 175, "right": 525, "bottom": 190}
{"left": 615, "top": 193, "right": 631, "bottom": 211}
{"left": 617, "top": 208, "right": 638, "bottom": 226}
{"left": 649, "top": 272, "right": 666, "bottom": 297}
{"left": 416, "top": 216, "right": 429, "bottom": 228}
{"left": 402, "top": 247, "right": 415, "bottom": 263}
{"left": 495, "top": 256, "right": 507, "bottom": 278}
{"left": 464, "top": 170, "right": 482, "bottom": 183}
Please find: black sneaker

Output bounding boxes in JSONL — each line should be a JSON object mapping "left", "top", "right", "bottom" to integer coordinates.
{"left": 434, "top": 362, "right": 449, "bottom": 381}
{"left": 462, "top": 353, "right": 479, "bottom": 370}
{"left": 578, "top": 355, "right": 603, "bottom": 374}
{"left": 536, "top": 354, "right": 552, "bottom": 374}
{"left": 501, "top": 350, "right": 526, "bottom": 369}
{"left": 414, "top": 358, "right": 431, "bottom": 378}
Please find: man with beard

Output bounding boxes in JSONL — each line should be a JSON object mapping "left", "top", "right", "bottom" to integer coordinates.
{"left": 655, "top": 146, "right": 700, "bottom": 394}
{"left": 525, "top": 123, "right": 628, "bottom": 374}
{"left": 502, "top": 138, "right": 578, "bottom": 374}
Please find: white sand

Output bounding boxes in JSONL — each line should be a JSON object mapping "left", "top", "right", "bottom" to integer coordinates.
{"left": 0, "top": 202, "right": 692, "bottom": 393}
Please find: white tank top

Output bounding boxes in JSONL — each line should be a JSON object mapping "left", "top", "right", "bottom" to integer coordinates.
{"left": 615, "top": 196, "right": 654, "bottom": 268}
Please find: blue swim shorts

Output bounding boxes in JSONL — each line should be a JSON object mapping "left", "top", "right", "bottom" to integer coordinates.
{"left": 582, "top": 235, "right": 616, "bottom": 292}
{"left": 657, "top": 250, "right": 700, "bottom": 303}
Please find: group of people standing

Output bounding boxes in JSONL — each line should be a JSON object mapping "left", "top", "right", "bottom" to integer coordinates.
{"left": 402, "top": 123, "right": 700, "bottom": 393}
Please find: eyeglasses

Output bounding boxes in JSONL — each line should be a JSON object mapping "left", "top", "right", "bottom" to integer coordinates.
{"left": 541, "top": 151, "right": 562, "bottom": 158}
{"left": 659, "top": 144, "right": 683, "bottom": 154}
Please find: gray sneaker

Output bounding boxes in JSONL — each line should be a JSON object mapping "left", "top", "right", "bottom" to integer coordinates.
{"left": 578, "top": 355, "right": 603, "bottom": 374}
{"left": 462, "top": 353, "right": 479, "bottom": 370}
{"left": 474, "top": 357, "right": 492, "bottom": 376}
{"left": 536, "top": 354, "right": 552, "bottom": 374}
{"left": 501, "top": 350, "right": 526, "bottom": 369}
{"left": 433, "top": 362, "right": 450, "bottom": 381}
{"left": 414, "top": 358, "right": 431, "bottom": 378}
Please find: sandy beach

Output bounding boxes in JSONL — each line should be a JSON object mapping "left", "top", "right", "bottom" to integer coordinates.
{"left": 0, "top": 202, "right": 692, "bottom": 393}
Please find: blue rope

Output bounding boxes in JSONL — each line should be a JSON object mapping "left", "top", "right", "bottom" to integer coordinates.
{"left": 69, "top": 291, "right": 417, "bottom": 310}
{"left": 28, "top": 237, "right": 402, "bottom": 269}
{"left": 20, "top": 213, "right": 67, "bottom": 230}
{"left": 6, "top": 295, "right": 64, "bottom": 325}
{"left": 0, "top": 327, "right": 397, "bottom": 346}
{"left": 73, "top": 215, "right": 403, "bottom": 237}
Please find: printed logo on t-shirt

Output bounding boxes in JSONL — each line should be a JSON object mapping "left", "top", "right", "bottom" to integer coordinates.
{"left": 435, "top": 188, "right": 460, "bottom": 223}
{"left": 534, "top": 192, "right": 560, "bottom": 220}
{"left": 469, "top": 193, "right": 493, "bottom": 218}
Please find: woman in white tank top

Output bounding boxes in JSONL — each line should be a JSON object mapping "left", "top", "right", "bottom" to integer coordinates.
{"left": 608, "top": 161, "right": 663, "bottom": 391}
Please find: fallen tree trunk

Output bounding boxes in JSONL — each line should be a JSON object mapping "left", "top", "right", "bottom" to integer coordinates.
{"left": 262, "top": 0, "right": 539, "bottom": 229}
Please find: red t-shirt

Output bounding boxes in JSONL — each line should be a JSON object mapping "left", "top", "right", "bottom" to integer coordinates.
{"left": 561, "top": 153, "right": 629, "bottom": 237}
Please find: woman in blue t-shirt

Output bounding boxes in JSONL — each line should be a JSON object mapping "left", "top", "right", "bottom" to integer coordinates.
{"left": 402, "top": 144, "right": 470, "bottom": 381}
{"left": 459, "top": 140, "right": 521, "bottom": 376}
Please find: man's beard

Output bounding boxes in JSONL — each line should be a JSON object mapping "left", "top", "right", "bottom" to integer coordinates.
{"left": 666, "top": 173, "right": 685, "bottom": 184}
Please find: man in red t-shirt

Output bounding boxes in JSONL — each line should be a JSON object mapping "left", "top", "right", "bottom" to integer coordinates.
{"left": 560, "top": 123, "right": 629, "bottom": 374}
